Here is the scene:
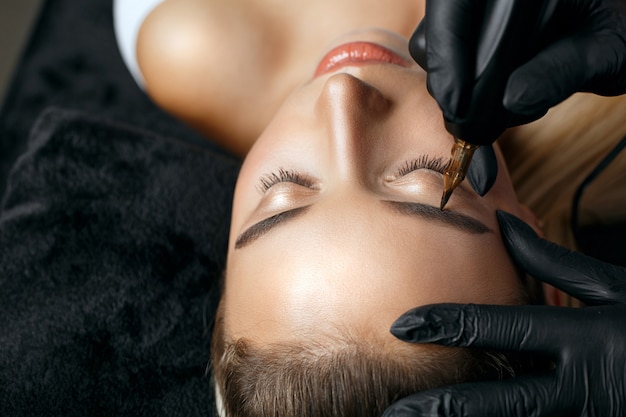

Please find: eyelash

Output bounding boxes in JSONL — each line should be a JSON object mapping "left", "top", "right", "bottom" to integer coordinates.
{"left": 259, "top": 168, "right": 317, "bottom": 192}
{"left": 395, "top": 155, "right": 448, "bottom": 176}
{"left": 259, "top": 156, "right": 447, "bottom": 192}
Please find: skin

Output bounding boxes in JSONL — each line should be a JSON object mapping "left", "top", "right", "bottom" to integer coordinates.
{"left": 223, "top": 30, "right": 539, "bottom": 344}
{"left": 136, "top": 2, "right": 546, "bottom": 344}
{"left": 137, "top": 0, "right": 423, "bottom": 155}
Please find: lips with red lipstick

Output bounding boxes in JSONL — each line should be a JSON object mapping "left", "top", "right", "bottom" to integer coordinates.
{"left": 314, "top": 41, "right": 411, "bottom": 78}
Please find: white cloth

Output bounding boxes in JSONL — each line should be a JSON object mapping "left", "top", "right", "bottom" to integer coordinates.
{"left": 113, "top": 0, "right": 165, "bottom": 88}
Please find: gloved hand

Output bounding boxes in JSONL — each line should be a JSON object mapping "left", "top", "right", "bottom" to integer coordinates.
{"left": 412, "top": 0, "right": 626, "bottom": 197}
{"left": 412, "top": 0, "right": 626, "bottom": 126}
{"left": 382, "top": 211, "right": 626, "bottom": 417}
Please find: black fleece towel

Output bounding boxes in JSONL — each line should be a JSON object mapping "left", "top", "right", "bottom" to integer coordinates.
{"left": 0, "top": 107, "right": 240, "bottom": 416}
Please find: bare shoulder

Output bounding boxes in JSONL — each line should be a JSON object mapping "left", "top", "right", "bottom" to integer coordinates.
{"left": 136, "top": 0, "right": 221, "bottom": 111}
{"left": 136, "top": 0, "right": 259, "bottom": 156}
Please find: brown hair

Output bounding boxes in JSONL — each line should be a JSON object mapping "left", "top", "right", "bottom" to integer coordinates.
{"left": 209, "top": 300, "right": 530, "bottom": 417}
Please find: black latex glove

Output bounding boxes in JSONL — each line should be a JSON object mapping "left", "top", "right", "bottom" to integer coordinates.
{"left": 411, "top": 0, "right": 626, "bottom": 125}
{"left": 412, "top": 0, "right": 626, "bottom": 197}
{"left": 466, "top": 145, "right": 497, "bottom": 197}
{"left": 383, "top": 211, "right": 626, "bottom": 417}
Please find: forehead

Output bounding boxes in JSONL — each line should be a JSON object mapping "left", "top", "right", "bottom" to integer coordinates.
{"left": 224, "top": 200, "right": 523, "bottom": 344}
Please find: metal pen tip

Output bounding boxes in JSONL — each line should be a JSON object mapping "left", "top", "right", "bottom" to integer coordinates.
{"left": 440, "top": 186, "right": 453, "bottom": 210}
{"left": 440, "top": 171, "right": 456, "bottom": 210}
{"left": 440, "top": 138, "right": 480, "bottom": 211}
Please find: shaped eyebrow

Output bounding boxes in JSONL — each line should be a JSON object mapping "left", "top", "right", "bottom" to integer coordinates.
{"left": 382, "top": 200, "right": 493, "bottom": 234}
{"left": 234, "top": 200, "right": 491, "bottom": 250}
{"left": 235, "top": 206, "right": 311, "bottom": 249}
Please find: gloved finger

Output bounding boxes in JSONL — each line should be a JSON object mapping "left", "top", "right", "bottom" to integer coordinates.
{"left": 497, "top": 211, "right": 626, "bottom": 305}
{"left": 466, "top": 145, "right": 497, "bottom": 196}
{"left": 419, "top": 0, "right": 480, "bottom": 118}
{"left": 503, "top": 34, "right": 626, "bottom": 116}
{"left": 382, "top": 375, "right": 559, "bottom": 417}
{"left": 408, "top": 20, "right": 427, "bottom": 70}
{"left": 391, "top": 303, "right": 584, "bottom": 354}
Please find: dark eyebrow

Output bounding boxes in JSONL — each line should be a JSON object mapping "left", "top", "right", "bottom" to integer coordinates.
{"left": 235, "top": 200, "right": 490, "bottom": 250}
{"left": 382, "top": 200, "right": 493, "bottom": 234}
{"left": 235, "top": 206, "right": 311, "bottom": 249}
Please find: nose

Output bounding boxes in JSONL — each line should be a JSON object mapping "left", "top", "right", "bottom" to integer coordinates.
{"left": 315, "top": 73, "right": 391, "bottom": 180}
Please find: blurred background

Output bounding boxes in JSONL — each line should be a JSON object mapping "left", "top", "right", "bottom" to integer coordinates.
{"left": 0, "top": 0, "right": 44, "bottom": 104}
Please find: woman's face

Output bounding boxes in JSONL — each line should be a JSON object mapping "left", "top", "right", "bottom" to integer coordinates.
{"left": 223, "top": 29, "right": 534, "bottom": 345}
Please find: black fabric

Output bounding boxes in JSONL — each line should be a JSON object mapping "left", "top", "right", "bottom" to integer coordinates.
{"left": 0, "top": 0, "right": 228, "bottom": 198}
{"left": 0, "top": 0, "right": 240, "bottom": 414}
{"left": 0, "top": 107, "right": 239, "bottom": 416}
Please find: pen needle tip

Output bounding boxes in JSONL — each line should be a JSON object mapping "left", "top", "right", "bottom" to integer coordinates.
{"left": 440, "top": 188, "right": 453, "bottom": 210}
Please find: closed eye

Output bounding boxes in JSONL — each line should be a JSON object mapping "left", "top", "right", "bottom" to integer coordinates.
{"left": 395, "top": 155, "right": 448, "bottom": 177}
{"left": 258, "top": 168, "right": 317, "bottom": 193}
